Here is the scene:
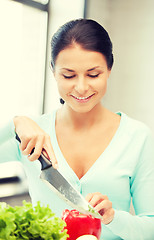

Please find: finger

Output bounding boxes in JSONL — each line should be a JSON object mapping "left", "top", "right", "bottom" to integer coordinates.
{"left": 101, "top": 208, "right": 115, "bottom": 225}
{"left": 22, "top": 138, "right": 36, "bottom": 156}
{"left": 19, "top": 137, "right": 30, "bottom": 152}
{"left": 28, "top": 137, "right": 44, "bottom": 161}
{"left": 94, "top": 199, "right": 112, "bottom": 213}
{"left": 88, "top": 193, "right": 107, "bottom": 208}
{"left": 43, "top": 136, "right": 58, "bottom": 169}
{"left": 86, "top": 192, "right": 103, "bottom": 202}
{"left": 42, "top": 148, "right": 50, "bottom": 159}
{"left": 85, "top": 193, "right": 94, "bottom": 202}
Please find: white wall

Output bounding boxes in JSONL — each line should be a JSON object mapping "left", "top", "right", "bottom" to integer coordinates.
{"left": 86, "top": 0, "right": 154, "bottom": 133}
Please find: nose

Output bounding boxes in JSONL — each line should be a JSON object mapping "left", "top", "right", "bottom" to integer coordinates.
{"left": 74, "top": 76, "right": 89, "bottom": 95}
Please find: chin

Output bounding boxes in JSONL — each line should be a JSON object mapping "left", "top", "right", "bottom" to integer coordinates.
{"left": 69, "top": 104, "right": 97, "bottom": 114}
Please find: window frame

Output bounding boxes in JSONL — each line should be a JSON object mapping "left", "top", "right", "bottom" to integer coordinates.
{"left": 10, "top": 0, "right": 50, "bottom": 114}
{"left": 11, "top": 0, "right": 49, "bottom": 12}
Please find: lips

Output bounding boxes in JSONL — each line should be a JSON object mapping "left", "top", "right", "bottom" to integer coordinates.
{"left": 70, "top": 93, "right": 95, "bottom": 102}
{"left": 74, "top": 96, "right": 89, "bottom": 100}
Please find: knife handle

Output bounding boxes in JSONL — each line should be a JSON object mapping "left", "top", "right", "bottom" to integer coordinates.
{"left": 15, "top": 133, "right": 52, "bottom": 170}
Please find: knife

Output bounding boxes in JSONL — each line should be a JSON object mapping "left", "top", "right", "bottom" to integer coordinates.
{"left": 15, "top": 134, "right": 102, "bottom": 219}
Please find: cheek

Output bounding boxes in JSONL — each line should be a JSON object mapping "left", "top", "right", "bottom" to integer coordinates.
{"left": 57, "top": 81, "right": 65, "bottom": 96}
{"left": 96, "top": 78, "right": 108, "bottom": 96}
{"left": 56, "top": 80, "right": 72, "bottom": 96}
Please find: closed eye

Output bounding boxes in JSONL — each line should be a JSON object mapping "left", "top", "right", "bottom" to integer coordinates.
{"left": 63, "top": 75, "right": 75, "bottom": 79}
{"left": 88, "top": 74, "right": 100, "bottom": 78}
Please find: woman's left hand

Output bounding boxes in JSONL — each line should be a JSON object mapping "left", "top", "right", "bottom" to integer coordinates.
{"left": 86, "top": 192, "right": 115, "bottom": 225}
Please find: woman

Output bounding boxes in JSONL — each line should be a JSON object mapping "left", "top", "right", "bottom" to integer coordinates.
{"left": 0, "top": 19, "right": 154, "bottom": 240}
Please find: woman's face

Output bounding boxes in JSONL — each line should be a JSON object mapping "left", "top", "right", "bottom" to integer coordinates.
{"left": 53, "top": 44, "right": 111, "bottom": 113}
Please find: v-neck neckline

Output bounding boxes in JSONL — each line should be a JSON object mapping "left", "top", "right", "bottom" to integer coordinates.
{"left": 51, "top": 110, "right": 125, "bottom": 183}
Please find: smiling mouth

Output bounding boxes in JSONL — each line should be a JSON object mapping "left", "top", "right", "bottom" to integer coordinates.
{"left": 70, "top": 93, "right": 95, "bottom": 100}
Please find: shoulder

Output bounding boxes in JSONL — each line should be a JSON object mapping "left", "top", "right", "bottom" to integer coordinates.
{"left": 119, "top": 112, "right": 153, "bottom": 140}
{"left": 117, "top": 112, "right": 154, "bottom": 155}
{"left": 119, "top": 113, "right": 154, "bottom": 171}
{"left": 30, "top": 110, "right": 57, "bottom": 132}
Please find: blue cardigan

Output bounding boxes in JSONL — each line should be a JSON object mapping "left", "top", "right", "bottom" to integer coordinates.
{"left": 0, "top": 110, "right": 154, "bottom": 240}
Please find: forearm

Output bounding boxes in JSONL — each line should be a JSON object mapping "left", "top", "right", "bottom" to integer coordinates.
{"left": 0, "top": 120, "right": 15, "bottom": 146}
{"left": 107, "top": 209, "right": 154, "bottom": 240}
{"left": 0, "top": 119, "right": 20, "bottom": 163}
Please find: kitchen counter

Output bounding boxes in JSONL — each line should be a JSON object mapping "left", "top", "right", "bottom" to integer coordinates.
{"left": 0, "top": 192, "right": 31, "bottom": 206}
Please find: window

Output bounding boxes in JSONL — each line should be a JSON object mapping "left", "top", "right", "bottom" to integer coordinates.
{"left": 0, "top": 0, "right": 48, "bottom": 126}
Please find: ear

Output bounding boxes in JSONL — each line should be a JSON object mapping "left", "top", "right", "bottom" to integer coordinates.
{"left": 107, "top": 69, "right": 111, "bottom": 78}
{"left": 53, "top": 70, "right": 56, "bottom": 79}
{"left": 50, "top": 62, "right": 54, "bottom": 71}
{"left": 50, "top": 63, "right": 56, "bottom": 78}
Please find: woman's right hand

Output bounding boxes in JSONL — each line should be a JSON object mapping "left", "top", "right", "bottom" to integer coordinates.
{"left": 13, "top": 116, "right": 58, "bottom": 168}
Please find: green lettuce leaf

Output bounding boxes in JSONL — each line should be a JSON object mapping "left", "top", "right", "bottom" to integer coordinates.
{"left": 0, "top": 200, "right": 68, "bottom": 240}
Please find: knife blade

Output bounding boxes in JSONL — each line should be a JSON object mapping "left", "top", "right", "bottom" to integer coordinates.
{"left": 15, "top": 134, "right": 102, "bottom": 219}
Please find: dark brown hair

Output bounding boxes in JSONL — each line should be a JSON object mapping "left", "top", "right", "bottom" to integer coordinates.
{"left": 51, "top": 18, "right": 114, "bottom": 70}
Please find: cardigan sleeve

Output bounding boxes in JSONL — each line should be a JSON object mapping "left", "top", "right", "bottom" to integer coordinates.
{"left": 106, "top": 209, "right": 154, "bottom": 240}
{"left": 0, "top": 120, "right": 20, "bottom": 163}
{"left": 106, "top": 128, "right": 154, "bottom": 240}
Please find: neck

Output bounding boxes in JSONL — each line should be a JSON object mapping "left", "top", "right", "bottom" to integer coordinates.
{"left": 58, "top": 103, "right": 106, "bottom": 130}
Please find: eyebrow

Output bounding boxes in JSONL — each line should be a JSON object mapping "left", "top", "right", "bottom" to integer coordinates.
{"left": 87, "top": 66, "right": 100, "bottom": 71}
{"left": 61, "top": 68, "right": 75, "bottom": 72}
{"left": 61, "top": 66, "right": 101, "bottom": 72}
